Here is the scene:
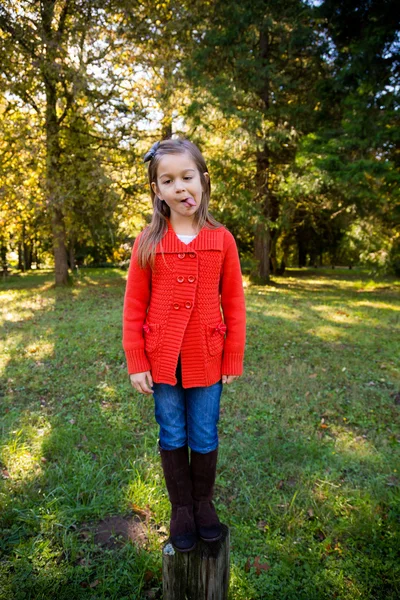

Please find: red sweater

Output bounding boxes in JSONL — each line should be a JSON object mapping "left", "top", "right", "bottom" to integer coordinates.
{"left": 122, "top": 219, "right": 246, "bottom": 388}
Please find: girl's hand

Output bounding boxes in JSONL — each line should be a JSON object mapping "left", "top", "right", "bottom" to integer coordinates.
{"left": 129, "top": 371, "right": 154, "bottom": 395}
{"left": 222, "top": 375, "right": 240, "bottom": 384}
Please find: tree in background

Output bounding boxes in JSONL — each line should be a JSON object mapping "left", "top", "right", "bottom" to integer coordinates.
{"left": 0, "top": 0, "right": 144, "bottom": 283}
{"left": 0, "top": 98, "right": 49, "bottom": 273}
{"left": 0, "top": 0, "right": 398, "bottom": 279}
{"left": 296, "top": 0, "right": 400, "bottom": 272}
{"left": 180, "top": 0, "right": 326, "bottom": 280}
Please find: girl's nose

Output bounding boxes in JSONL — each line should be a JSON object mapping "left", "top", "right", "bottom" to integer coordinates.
{"left": 174, "top": 179, "right": 185, "bottom": 192}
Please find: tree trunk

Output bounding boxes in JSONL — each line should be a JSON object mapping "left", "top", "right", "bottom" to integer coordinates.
{"left": 255, "top": 222, "right": 271, "bottom": 281}
{"left": 298, "top": 240, "right": 307, "bottom": 267}
{"left": 162, "top": 524, "right": 230, "bottom": 600}
{"left": 21, "top": 222, "right": 27, "bottom": 271}
{"left": 42, "top": 0, "right": 70, "bottom": 286}
{"left": 254, "top": 143, "right": 280, "bottom": 282}
{"left": 254, "top": 141, "right": 271, "bottom": 281}
{"left": 23, "top": 232, "right": 32, "bottom": 270}
{"left": 69, "top": 239, "right": 76, "bottom": 270}
{"left": 270, "top": 234, "right": 278, "bottom": 274}
{"left": 0, "top": 235, "right": 8, "bottom": 275}
{"left": 18, "top": 242, "right": 23, "bottom": 271}
{"left": 253, "top": 29, "right": 281, "bottom": 282}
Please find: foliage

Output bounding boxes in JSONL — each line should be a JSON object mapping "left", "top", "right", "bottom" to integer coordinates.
{"left": 0, "top": 0, "right": 399, "bottom": 278}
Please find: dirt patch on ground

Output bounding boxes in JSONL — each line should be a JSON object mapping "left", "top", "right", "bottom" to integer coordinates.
{"left": 93, "top": 514, "right": 148, "bottom": 549}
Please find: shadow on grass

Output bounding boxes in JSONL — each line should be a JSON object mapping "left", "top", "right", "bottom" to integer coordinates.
{"left": 1, "top": 269, "right": 165, "bottom": 599}
{"left": 1, "top": 267, "right": 399, "bottom": 599}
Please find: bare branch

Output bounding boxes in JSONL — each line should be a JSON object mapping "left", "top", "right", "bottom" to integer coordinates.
{"left": 18, "top": 88, "right": 41, "bottom": 114}
{"left": 57, "top": 78, "right": 74, "bottom": 124}
{"left": 56, "top": 0, "right": 71, "bottom": 41}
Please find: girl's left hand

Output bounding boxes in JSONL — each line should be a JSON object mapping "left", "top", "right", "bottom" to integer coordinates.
{"left": 222, "top": 375, "right": 240, "bottom": 384}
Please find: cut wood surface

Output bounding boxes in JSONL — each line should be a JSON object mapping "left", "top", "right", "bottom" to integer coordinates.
{"left": 162, "top": 524, "right": 230, "bottom": 600}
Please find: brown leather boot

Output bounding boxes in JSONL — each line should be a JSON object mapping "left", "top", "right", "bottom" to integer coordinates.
{"left": 159, "top": 444, "right": 197, "bottom": 552}
{"left": 190, "top": 448, "right": 222, "bottom": 542}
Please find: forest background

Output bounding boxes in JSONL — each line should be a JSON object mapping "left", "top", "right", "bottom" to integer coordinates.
{"left": 0, "top": 0, "right": 399, "bottom": 285}
{"left": 1, "top": 2, "right": 400, "bottom": 599}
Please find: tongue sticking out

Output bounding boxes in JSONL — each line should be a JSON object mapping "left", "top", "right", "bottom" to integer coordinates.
{"left": 182, "top": 197, "right": 196, "bottom": 207}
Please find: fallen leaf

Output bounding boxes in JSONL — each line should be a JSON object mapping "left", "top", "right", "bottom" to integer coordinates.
{"left": 131, "top": 503, "right": 152, "bottom": 521}
{"left": 253, "top": 556, "right": 271, "bottom": 575}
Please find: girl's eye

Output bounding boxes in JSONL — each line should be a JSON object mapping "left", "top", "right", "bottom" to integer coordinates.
{"left": 184, "top": 177, "right": 192, "bottom": 180}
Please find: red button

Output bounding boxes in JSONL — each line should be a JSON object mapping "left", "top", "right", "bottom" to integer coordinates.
{"left": 178, "top": 253, "right": 185, "bottom": 259}
{"left": 185, "top": 301, "right": 192, "bottom": 309}
{"left": 177, "top": 276, "right": 185, "bottom": 283}
{"left": 189, "top": 253, "right": 196, "bottom": 258}
{"left": 188, "top": 275, "right": 196, "bottom": 283}
{"left": 173, "top": 303, "right": 180, "bottom": 310}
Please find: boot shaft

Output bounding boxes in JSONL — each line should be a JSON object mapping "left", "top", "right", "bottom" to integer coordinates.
{"left": 159, "top": 444, "right": 193, "bottom": 507}
{"left": 190, "top": 448, "right": 218, "bottom": 501}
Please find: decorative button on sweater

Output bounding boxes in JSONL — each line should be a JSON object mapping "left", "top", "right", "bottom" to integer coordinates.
{"left": 122, "top": 218, "right": 246, "bottom": 388}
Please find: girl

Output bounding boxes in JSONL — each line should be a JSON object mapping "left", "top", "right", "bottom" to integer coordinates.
{"left": 122, "top": 138, "right": 246, "bottom": 552}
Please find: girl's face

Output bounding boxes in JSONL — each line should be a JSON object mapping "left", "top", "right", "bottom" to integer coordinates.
{"left": 151, "top": 152, "right": 209, "bottom": 222}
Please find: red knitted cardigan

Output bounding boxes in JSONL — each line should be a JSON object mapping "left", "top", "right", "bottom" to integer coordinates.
{"left": 122, "top": 219, "right": 246, "bottom": 388}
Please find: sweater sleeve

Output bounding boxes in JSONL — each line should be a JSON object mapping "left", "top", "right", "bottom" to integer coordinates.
{"left": 122, "top": 233, "right": 152, "bottom": 375}
{"left": 220, "top": 231, "right": 246, "bottom": 375}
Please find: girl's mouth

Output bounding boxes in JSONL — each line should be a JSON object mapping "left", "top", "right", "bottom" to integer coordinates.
{"left": 181, "top": 197, "right": 196, "bottom": 207}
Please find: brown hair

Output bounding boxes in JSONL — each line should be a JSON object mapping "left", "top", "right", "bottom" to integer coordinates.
{"left": 137, "top": 137, "right": 222, "bottom": 268}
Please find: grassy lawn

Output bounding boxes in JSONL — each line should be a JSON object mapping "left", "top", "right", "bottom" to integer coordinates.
{"left": 1, "top": 267, "right": 399, "bottom": 599}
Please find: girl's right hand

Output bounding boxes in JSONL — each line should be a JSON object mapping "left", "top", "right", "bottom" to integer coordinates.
{"left": 129, "top": 371, "right": 154, "bottom": 395}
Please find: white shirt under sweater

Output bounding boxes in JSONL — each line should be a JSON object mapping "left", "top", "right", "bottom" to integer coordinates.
{"left": 176, "top": 234, "right": 197, "bottom": 244}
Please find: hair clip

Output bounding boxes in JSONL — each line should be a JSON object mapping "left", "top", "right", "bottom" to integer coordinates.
{"left": 143, "top": 141, "right": 161, "bottom": 163}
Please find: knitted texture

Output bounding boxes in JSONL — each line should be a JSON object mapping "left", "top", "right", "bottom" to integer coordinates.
{"left": 122, "top": 219, "right": 246, "bottom": 388}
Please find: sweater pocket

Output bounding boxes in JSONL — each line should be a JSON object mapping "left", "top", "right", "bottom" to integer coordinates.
{"left": 143, "top": 322, "right": 161, "bottom": 354}
{"left": 206, "top": 322, "right": 226, "bottom": 356}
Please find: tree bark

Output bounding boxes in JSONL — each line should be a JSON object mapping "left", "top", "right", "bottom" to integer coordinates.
{"left": 0, "top": 235, "right": 8, "bottom": 275}
{"left": 42, "top": 0, "right": 70, "bottom": 285}
{"left": 162, "top": 524, "right": 230, "bottom": 600}
{"left": 254, "top": 27, "right": 283, "bottom": 282}
{"left": 254, "top": 142, "right": 279, "bottom": 282}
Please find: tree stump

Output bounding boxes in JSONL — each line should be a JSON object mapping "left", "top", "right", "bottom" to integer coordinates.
{"left": 162, "top": 524, "right": 230, "bottom": 600}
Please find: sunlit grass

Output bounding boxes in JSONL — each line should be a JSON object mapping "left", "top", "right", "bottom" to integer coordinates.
{"left": 0, "top": 267, "right": 399, "bottom": 599}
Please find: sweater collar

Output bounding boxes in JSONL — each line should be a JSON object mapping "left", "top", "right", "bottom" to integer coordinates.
{"left": 155, "top": 218, "right": 224, "bottom": 253}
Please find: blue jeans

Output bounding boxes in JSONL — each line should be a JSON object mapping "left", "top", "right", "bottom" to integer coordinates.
{"left": 153, "top": 355, "right": 223, "bottom": 453}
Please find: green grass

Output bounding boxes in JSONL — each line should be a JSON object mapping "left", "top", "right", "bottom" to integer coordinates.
{"left": 1, "top": 266, "right": 399, "bottom": 599}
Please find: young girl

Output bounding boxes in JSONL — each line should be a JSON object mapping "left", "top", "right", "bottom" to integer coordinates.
{"left": 122, "top": 138, "right": 246, "bottom": 552}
